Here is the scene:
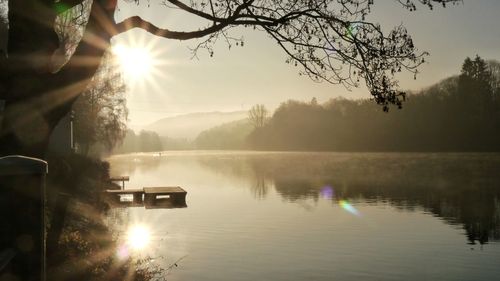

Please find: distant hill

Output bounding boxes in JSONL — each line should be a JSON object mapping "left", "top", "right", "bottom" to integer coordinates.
{"left": 143, "top": 111, "right": 248, "bottom": 139}
{"left": 195, "top": 119, "right": 253, "bottom": 149}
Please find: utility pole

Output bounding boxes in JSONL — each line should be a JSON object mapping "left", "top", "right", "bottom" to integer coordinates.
{"left": 70, "top": 110, "right": 75, "bottom": 152}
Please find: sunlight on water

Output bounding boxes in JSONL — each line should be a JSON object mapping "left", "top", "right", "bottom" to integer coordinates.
{"left": 108, "top": 151, "right": 500, "bottom": 281}
{"left": 126, "top": 224, "right": 151, "bottom": 250}
{"left": 116, "top": 224, "right": 152, "bottom": 260}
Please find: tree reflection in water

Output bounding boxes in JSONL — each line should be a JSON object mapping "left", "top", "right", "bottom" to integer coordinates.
{"left": 197, "top": 153, "right": 500, "bottom": 245}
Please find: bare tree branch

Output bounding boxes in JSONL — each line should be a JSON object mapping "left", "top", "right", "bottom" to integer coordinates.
{"left": 115, "top": 0, "right": 255, "bottom": 38}
{"left": 0, "top": 0, "right": 462, "bottom": 156}
{"left": 112, "top": 0, "right": 460, "bottom": 109}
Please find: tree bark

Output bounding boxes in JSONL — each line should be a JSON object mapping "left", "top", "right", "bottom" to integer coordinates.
{"left": 0, "top": 0, "right": 116, "bottom": 159}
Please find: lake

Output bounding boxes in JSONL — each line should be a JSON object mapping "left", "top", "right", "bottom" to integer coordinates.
{"left": 108, "top": 151, "right": 500, "bottom": 281}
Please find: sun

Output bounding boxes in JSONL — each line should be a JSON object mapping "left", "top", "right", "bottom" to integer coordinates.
{"left": 112, "top": 44, "right": 153, "bottom": 79}
{"left": 111, "top": 33, "right": 171, "bottom": 94}
{"left": 126, "top": 224, "right": 151, "bottom": 250}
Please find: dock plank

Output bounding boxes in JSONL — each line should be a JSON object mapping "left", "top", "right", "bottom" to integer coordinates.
{"left": 144, "top": 186, "right": 186, "bottom": 194}
{"left": 110, "top": 176, "right": 130, "bottom": 181}
{"left": 105, "top": 186, "right": 187, "bottom": 208}
{"left": 105, "top": 188, "right": 143, "bottom": 195}
{"left": 144, "top": 186, "right": 186, "bottom": 205}
{"left": 109, "top": 176, "right": 130, "bottom": 190}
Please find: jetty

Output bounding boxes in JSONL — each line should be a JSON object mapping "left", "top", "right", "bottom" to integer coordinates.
{"left": 110, "top": 176, "right": 129, "bottom": 190}
{"left": 105, "top": 186, "right": 187, "bottom": 209}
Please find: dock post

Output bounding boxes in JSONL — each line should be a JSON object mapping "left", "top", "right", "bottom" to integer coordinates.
{"left": 0, "top": 156, "right": 48, "bottom": 281}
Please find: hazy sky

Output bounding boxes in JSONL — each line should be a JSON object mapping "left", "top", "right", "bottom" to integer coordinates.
{"left": 113, "top": 0, "right": 500, "bottom": 128}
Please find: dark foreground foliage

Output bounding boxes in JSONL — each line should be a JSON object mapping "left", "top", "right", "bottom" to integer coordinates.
{"left": 45, "top": 154, "right": 168, "bottom": 281}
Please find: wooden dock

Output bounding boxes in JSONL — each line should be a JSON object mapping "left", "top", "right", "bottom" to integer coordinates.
{"left": 110, "top": 176, "right": 130, "bottom": 190}
{"left": 105, "top": 186, "right": 187, "bottom": 209}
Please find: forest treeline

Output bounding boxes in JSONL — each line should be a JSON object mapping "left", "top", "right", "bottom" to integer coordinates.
{"left": 195, "top": 119, "right": 253, "bottom": 150}
{"left": 113, "top": 56, "right": 500, "bottom": 153}
{"left": 113, "top": 129, "right": 164, "bottom": 153}
{"left": 113, "top": 120, "right": 252, "bottom": 153}
{"left": 246, "top": 56, "right": 500, "bottom": 152}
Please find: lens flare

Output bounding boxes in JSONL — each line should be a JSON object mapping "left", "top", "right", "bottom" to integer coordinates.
{"left": 116, "top": 244, "right": 130, "bottom": 260}
{"left": 321, "top": 186, "right": 334, "bottom": 199}
{"left": 346, "top": 22, "right": 360, "bottom": 38}
{"left": 339, "top": 200, "right": 360, "bottom": 216}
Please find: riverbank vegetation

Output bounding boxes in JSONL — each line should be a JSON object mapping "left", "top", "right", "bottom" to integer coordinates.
{"left": 70, "top": 54, "right": 128, "bottom": 158}
{"left": 45, "top": 153, "right": 169, "bottom": 281}
{"left": 250, "top": 57, "right": 500, "bottom": 151}
{"left": 113, "top": 129, "right": 165, "bottom": 154}
{"left": 109, "top": 56, "right": 500, "bottom": 154}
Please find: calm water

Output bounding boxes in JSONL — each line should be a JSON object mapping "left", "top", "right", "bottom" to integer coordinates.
{"left": 108, "top": 151, "right": 500, "bottom": 281}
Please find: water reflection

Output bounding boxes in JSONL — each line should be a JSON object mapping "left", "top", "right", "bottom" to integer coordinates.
{"left": 192, "top": 152, "right": 500, "bottom": 245}
{"left": 106, "top": 152, "right": 500, "bottom": 281}
{"left": 126, "top": 224, "right": 151, "bottom": 250}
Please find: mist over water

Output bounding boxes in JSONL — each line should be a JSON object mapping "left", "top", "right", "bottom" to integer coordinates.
{"left": 108, "top": 151, "right": 500, "bottom": 281}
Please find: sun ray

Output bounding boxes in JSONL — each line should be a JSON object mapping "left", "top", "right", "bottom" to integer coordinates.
{"left": 111, "top": 30, "right": 170, "bottom": 94}
{"left": 113, "top": 44, "right": 153, "bottom": 79}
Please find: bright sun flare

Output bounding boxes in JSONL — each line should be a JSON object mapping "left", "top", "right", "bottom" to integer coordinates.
{"left": 113, "top": 44, "right": 153, "bottom": 79}
{"left": 126, "top": 225, "right": 151, "bottom": 250}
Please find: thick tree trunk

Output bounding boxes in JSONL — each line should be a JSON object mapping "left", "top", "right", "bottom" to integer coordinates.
{"left": 0, "top": 0, "right": 59, "bottom": 158}
{"left": 0, "top": 0, "right": 117, "bottom": 159}
{"left": 0, "top": 98, "right": 53, "bottom": 158}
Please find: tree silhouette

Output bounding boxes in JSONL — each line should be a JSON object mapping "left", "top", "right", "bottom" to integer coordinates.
{"left": 248, "top": 104, "right": 268, "bottom": 128}
{"left": 0, "top": 0, "right": 460, "bottom": 158}
{"left": 72, "top": 52, "right": 128, "bottom": 156}
{"left": 246, "top": 57, "right": 500, "bottom": 152}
